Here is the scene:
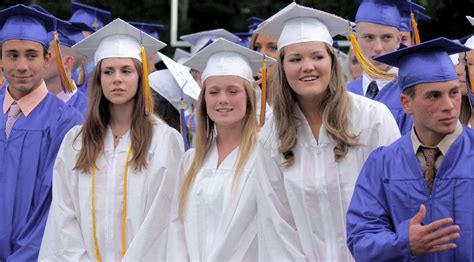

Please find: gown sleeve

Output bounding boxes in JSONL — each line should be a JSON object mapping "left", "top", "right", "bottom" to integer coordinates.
{"left": 254, "top": 137, "right": 306, "bottom": 261}
{"left": 346, "top": 147, "right": 411, "bottom": 261}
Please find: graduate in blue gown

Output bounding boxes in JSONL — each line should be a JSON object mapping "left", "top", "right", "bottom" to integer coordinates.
{"left": 347, "top": 0, "right": 415, "bottom": 134}
{"left": 0, "top": 4, "right": 83, "bottom": 261}
{"left": 346, "top": 38, "right": 474, "bottom": 261}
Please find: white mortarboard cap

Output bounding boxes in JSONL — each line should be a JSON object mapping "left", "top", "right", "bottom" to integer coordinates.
{"left": 73, "top": 18, "right": 166, "bottom": 65}
{"left": 173, "top": 48, "right": 192, "bottom": 64}
{"left": 449, "top": 53, "right": 459, "bottom": 65}
{"left": 149, "top": 69, "right": 196, "bottom": 111}
{"left": 183, "top": 38, "right": 276, "bottom": 83}
{"left": 254, "top": 2, "right": 349, "bottom": 50}
{"left": 467, "top": 16, "right": 474, "bottom": 26}
{"left": 158, "top": 52, "right": 200, "bottom": 100}
{"left": 465, "top": 36, "right": 474, "bottom": 49}
{"left": 180, "top": 28, "right": 240, "bottom": 53}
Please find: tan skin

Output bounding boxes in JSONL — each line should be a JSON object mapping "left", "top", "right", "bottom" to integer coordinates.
{"left": 454, "top": 51, "right": 474, "bottom": 126}
{"left": 401, "top": 31, "right": 413, "bottom": 47}
{"left": 401, "top": 80, "right": 462, "bottom": 255}
{"left": 252, "top": 34, "right": 279, "bottom": 105}
{"left": 43, "top": 42, "right": 76, "bottom": 95}
{"left": 2, "top": 40, "right": 51, "bottom": 100}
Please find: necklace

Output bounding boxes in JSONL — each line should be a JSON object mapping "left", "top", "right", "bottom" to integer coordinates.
{"left": 91, "top": 143, "right": 133, "bottom": 261}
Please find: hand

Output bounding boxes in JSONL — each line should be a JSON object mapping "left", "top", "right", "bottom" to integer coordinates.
{"left": 409, "top": 204, "right": 460, "bottom": 256}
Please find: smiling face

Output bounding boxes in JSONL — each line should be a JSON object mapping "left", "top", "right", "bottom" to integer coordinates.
{"left": 100, "top": 57, "right": 139, "bottom": 107}
{"left": 204, "top": 75, "right": 248, "bottom": 130}
{"left": 356, "top": 22, "right": 401, "bottom": 71}
{"left": 282, "top": 41, "right": 332, "bottom": 102}
{"left": 2, "top": 40, "right": 51, "bottom": 99}
{"left": 402, "top": 80, "right": 461, "bottom": 145}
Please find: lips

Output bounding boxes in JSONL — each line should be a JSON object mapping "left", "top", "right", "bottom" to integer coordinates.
{"left": 439, "top": 116, "right": 457, "bottom": 124}
{"left": 299, "top": 75, "right": 319, "bottom": 82}
{"left": 216, "top": 108, "right": 233, "bottom": 112}
{"left": 111, "top": 88, "right": 125, "bottom": 93}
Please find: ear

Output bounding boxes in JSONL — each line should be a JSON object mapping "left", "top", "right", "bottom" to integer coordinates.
{"left": 44, "top": 51, "right": 52, "bottom": 68}
{"left": 400, "top": 93, "right": 413, "bottom": 115}
{"left": 63, "top": 55, "right": 75, "bottom": 73}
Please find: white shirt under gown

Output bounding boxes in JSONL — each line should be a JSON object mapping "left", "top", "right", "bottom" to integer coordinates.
{"left": 167, "top": 138, "right": 258, "bottom": 262}
{"left": 38, "top": 117, "right": 184, "bottom": 261}
{"left": 255, "top": 92, "right": 401, "bottom": 261}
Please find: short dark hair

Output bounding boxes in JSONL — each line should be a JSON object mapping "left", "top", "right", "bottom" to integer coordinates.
{"left": 402, "top": 85, "right": 417, "bottom": 99}
{"left": 0, "top": 43, "right": 49, "bottom": 59}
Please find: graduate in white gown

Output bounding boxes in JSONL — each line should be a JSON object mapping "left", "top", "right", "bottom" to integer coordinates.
{"left": 252, "top": 3, "right": 401, "bottom": 261}
{"left": 167, "top": 38, "right": 275, "bottom": 261}
{"left": 38, "top": 19, "right": 184, "bottom": 261}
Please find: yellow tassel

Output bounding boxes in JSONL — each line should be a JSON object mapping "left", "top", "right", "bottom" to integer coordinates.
{"left": 348, "top": 26, "right": 396, "bottom": 81}
{"left": 140, "top": 45, "right": 153, "bottom": 114}
{"left": 259, "top": 56, "right": 267, "bottom": 127}
{"left": 468, "top": 63, "right": 474, "bottom": 94}
{"left": 410, "top": 13, "right": 421, "bottom": 45}
{"left": 91, "top": 164, "right": 101, "bottom": 262}
{"left": 0, "top": 71, "right": 3, "bottom": 86}
{"left": 52, "top": 32, "right": 75, "bottom": 93}
{"left": 77, "top": 62, "right": 86, "bottom": 86}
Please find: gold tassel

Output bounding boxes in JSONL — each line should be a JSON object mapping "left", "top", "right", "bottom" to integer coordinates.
{"left": 140, "top": 44, "right": 153, "bottom": 114}
{"left": 410, "top": 12, "right": 421, "bottom": 45}
{"left": 259, "top": 56, "right": 267, "bottom": 127}
{"left": 468, "top": 62, "right": 474, "bottom": 94}
{"left": 77, "top": 62, "right": 86, "bottom": 86}
{"left": 348, "top": 26, "right": 396, "bottom": 81}
{"left": 0, "top": 71, "right": 3, "bottom": 86}
{"left": 52, "top": 32, "right": 75, "bottom": 93}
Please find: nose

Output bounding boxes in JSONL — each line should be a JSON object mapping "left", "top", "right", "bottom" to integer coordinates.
{"left": 372, "top": 38, "right": 384, "bottom": 54}
{"left": 112, "top": 71, "right": 122, "bottom": 85}
{"left": 218, "top": 92, "right": 229, "bottom": 104}
{"left": 441, "top": 92, "right": 457, "bottom": 112}
{"left": 15, "top": 57, "right": 28, "bottom": 73}
{"left": 302, "top": 57, "right": 314, "bottom": 72}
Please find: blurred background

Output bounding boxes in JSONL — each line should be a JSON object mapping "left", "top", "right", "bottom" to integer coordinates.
{"left": 1, "top": 0, "right": 473, "bottom": 56}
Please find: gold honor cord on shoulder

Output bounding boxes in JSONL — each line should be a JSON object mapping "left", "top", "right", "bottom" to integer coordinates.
{"left": 52, "top": 32, "right": 76, "bottom": 93}
{"left": 91, "top": 144, "right": 133, "bottom": 261}
{"left": 410, "top": 13, "right": 421, "bottom": 45}
{"left": 259, "top": 55, "right": 267, "bottom": 127}
{"left": 348, "top": 26, "right": 397, "bottom": 81}
{"left": 140, "top": 45, "right": 154, "bottom": 114}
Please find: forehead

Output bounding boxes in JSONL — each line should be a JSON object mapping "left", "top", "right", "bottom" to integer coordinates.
{"left": 415, "top": 79, "right": 459, "bottom": 94}
{"left": 100, "top": 57, "right": 137, "bottom": 68}
{"left": 255, "top": 34, "right": 278, "bottom": 44}
{"left": 356, "top": 22, "right": 399, "bottom": 35}
{"left": 205, "top": 75, "right": 245, "bottom": 88}
{"left": 283, "top": 41, "right": 328, "bottom": 55}
{"left": 2, "top": 39, "right": 44, "bottom": 52}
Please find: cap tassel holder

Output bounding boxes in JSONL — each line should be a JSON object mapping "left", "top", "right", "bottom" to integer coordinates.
{"left": 410, "top": 12, "right": 421, "bottom": 45}
{"left": 53, "top": 32, "right": 76, "bottom": 93}
{"left": 465, "top": 58, "right": 474, "bottom": 107}
{"left": 140, "top": 44, "right": 154, "bottom": 114}
{"left": 259, "top": 55, "right": 267, "bottom": 127}
{"left": 348, "top": 25, "right": 396, "bottom": 81}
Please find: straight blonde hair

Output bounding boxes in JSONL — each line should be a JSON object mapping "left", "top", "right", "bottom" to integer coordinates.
{"left": 178, "top": 78, "right": 257, "bottom": 218}
{"left": 273, "top": 43, "right": 358, "bottom": 167}
{"left": 74, "top": 59, "right": 153, "bottom": 172}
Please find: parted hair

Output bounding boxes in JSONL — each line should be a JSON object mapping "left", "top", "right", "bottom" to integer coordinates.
{"left": 178, "top": 78, "right": 257, "bottom": 218}
{"left": 273, "top": 42, "right": 358, "bottom": 167}
{"left": 74, "top": 58, "right": 153, "bottom": 172}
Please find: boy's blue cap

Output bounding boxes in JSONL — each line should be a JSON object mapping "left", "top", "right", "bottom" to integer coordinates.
{"left": 0, "top": 4, "right": 69, "bottom": 48}
{"left": 374, "top": 37, "right": 471, "bottom": 91}
{"left": 69, "top": 1, "right": 111, "bottom": 31}
{"left": 129, "top": 22, "right": 165, "bottom": 40}
{"left": 399, "top": 2, "right": 429, "bottom": 32}
{"left": 355, "top": 0, "right": 409, "bottom": 29}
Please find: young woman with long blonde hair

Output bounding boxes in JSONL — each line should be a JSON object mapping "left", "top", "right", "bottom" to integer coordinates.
{"left": 253, "top": 3, "right": 401, "bottom": 261}
{"left": 166, "top": 38, "right": 275, "bottom": 261}
{"left": 39, "top": 19, "right": 183, "bottom": 261}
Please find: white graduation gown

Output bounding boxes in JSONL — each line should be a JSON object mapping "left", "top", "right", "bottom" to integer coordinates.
{"left": 255, "top": 92, "right": 401, "bottom": 261}
{"left": 167, "top": 140, "right": 258, "bottom": 262}
{"left": 39, "top": 117, "right": 184, "bottom": 261}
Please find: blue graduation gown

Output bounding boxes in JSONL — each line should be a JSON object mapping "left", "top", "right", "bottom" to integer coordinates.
{"left": 67, "top": 91, "right": 88, "bottom": 118}
{"left": 0, "top": 93, "right": 83, "bottom": 261}
{"left": 346, "top": 127, "right": 474, "bottom": 261}
{"left": 347, "top": 77, "right": 413, "bottom": 135}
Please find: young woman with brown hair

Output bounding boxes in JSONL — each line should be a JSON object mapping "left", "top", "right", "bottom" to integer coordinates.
{"left": 39, "top": 19, "right": 183, "bottom": 261}
{"left": 253, "top": 3, "right": 401, "bottom": 261}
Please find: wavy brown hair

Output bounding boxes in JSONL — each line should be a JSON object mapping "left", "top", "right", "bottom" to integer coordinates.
{"left": 74, "top": 58, "right": 153, "bottom": 172}
{"left": 460, "top": 95, "right": 472, "bottom": 125}
{"left": 178, "top": 79, "right": 257, "bottom": 218}
{"left": 273, "top": 42, "right": 358, "bottom": 167}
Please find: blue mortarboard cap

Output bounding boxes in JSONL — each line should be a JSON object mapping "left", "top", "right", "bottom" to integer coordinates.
{"left": 129, "top": 22, "right": 165, "bottom": 40}
{"left": 248, "top": 16, "right": 264, "bottom": 31}
{"left": 234, "top": 32, "right": 252, "bottom": 48}
{"left": 399, "top": 2, "right": 429, "bottom": 32}
{"left": 355, "top": 0, "right": 408, "bottom": 29}
{"left": 69, "top": 1, "right": 111, "bottom": 31}
{"left": 0, "top": 4, "right": 69, "bottom": 48}
{"left": 374, "top": 37, "right": 470, "bottom": 91}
